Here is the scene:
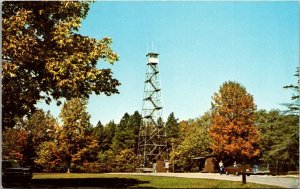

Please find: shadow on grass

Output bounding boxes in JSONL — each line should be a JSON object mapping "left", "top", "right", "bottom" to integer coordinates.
{"left": 30, "top": 178, "right": 154, "bottom": 188}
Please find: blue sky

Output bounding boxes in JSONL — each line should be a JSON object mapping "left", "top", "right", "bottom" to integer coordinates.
{"left": 38, "top": 1, "right": 299, "bottom": 125}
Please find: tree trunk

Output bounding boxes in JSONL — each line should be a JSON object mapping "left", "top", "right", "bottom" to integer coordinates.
{"left": 67, "top": 158, "right": 71, "bottom": 173}
{"left": 242, "top": 161, "right": 246, "bottom": 184}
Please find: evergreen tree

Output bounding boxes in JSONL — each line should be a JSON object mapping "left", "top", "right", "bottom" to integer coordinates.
{"left": 112, "top": 113, "right": 132, "bottom": 152}
{"left": 165, "top": 112, "right": 180, "bottom": 139}
{"left": 283, "top": 67, "right": 299, "bottom": 115}
{"left": 256, "top": 109, "right": 299, "bottom": 171}
{"left": 128, "top": 111, "right": 142, "bottom": 154}
{"left": 165, "top": 112, "right": 179, "bottom": 158}
{"left": 111, "top": 111, "right": 142, "bottom": 153}
{"left": 103, "top": 121, "right": 117, "bottom": 151}
{"left": 109, "top": 111, "right": 142, "bottom": 171}
{"left": 93, "top": 121, "right": 106, "bottom": 151}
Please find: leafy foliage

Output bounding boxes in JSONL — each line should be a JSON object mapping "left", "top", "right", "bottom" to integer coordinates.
{"left": 90, "top": 112, "right": 142, "bottom": 172}
{"left": 5, "top": 75, "right": 298, "bottom": 173}
{"left": 35, "top": 99, "right": 99, "bottom": 173}
{"left": 256, "top": 109, "right": 299, "bottom": 170}
{"left": 22, "top": 110, "right": 58, "bottom": 166}
{"left": 2, "top": 127, "right": 28, "bottom": 164}
{"left": 3, "top": 109, "right": 58, "bottom": 168}
{"left": 128, "top": 111, "right": 143, "bottom": 154}
{"left": 97, "top": 150, "right": 115, "bottom": 172}
{"left": 108, "top": 112, "right": 142, "bottom": 171}
{"left": 103, "top": 121, "right": 117, "bottom": 151}
{"left": 209, "top": 81, "right": 260, "bottom": 161}
{"left": 2, "top": 1, "right": 120, "bottom": 129}
{"left": 283, "top": 67, "right": 299, "bottom": 114}
{"left": 114, "top": 149, "right": 138, "bottom": 172}
{"left": 58, "top": 98, "right": 98, "bottom": 172}
{"left": 111, "top": 113, "right": 132, "bottom": 152}
{"left": 93, "top": 121, "right": 107, "bottom": 151}
{"left": 35, "top": 141, "right": 63, "bottom": 172}
{"left": 92, "top": 120, "right": 117, "bottom": 154}
{"left": 111, "top": 111, "right": 142, "bottom": 154}
{"left": 170, "top": 114, "right": 212, "bottom": 172}
{"left": 165, "top": 112, "right": 180, "bottom": 142}
{"left": 283, "top": 67, "right": 300, "bottom": 115}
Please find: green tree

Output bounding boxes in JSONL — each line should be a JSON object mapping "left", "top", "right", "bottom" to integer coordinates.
{"left": 114, "top": 149, "right": 137, "bottom": 172}
{"left": 111, "top": 111, "right": 142, "bottom": 153}
{"left": 283, "top": 67, "right": 299, "bottom": 114}
{"left": 93, "top": 121, "right": 106, "bottom": 150}
{"left": 128, "top": 111, "right": 143, "bottom": 154}
{"left": 23, "top": 110, "right": 58, "bottom": 167}
{"left": 35, "top": 141, "right": 63, "bottom": 172}
{"left": 2, "top": 127, "right": 28, "bottom": 164}
{"left": 194, "top": 111, "right": 212, "bottom": 129}
{"left": 170, "top": 114, "right": 211, "bottom": 172}
{"left": 103, "top": 121, "right": 117, "bottom": 151}
{"left": 255, "top": 110, "right": 279, "bottom": 164}
{"left": 165, "top": 112, "right": 180, "bottom": 140}
{"left": 209, "top": 81, "right": 260, "bottom": 162}
{"left": 111, "top": 113, "right": 132, "bottom": 152}
{"left": 165, "top": 112, "right": 180, "bottom": 159}
{"left": 2, "top": 110, "right": 58, "bottom": 168}
{"left": 2, "top": 1, "right": 120, "bottom": 129}
{"left": 97, "top": 150, "right": 115, "bottom": 172}
{"left": 109, "top": 111, "right": 142, "bottom": 171}
{"left": 256, "top": 109, "right": 299, "bottom": 171}
{"left": 59, "top": 98, "right": 98, "bottom": 173}
{"left": 71, "top": 135, "right": 99, "bottom": 172}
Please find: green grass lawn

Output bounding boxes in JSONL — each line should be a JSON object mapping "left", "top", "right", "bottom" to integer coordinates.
{"left": 32, "top": 173, "right": 280, "bottom": 188}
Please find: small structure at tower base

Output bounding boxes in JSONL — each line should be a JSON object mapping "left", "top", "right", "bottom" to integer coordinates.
{"left": 193, "top": 155, "right": 218, "bottom": 173}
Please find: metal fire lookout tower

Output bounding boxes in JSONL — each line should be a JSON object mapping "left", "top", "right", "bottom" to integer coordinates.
{"left": 138, "top": 52, "right": 167, "bottom": 170}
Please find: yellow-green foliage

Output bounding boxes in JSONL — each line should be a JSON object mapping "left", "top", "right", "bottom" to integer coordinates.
{"left": 2, "top": 1, "right": 119, "bottom": 129}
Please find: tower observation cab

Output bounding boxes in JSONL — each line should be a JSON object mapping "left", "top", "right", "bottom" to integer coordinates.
{"left": 147, "top": 53, "right": 159, "bottom": 64}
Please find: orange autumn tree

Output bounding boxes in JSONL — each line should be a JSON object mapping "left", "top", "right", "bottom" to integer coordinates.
{"left": 209, "top": 81, "right": 260, "bottom": 162}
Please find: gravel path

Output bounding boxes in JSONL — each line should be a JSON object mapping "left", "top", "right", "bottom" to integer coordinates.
{"left": 111, "top": 172, "right": 299, "bottom": 188}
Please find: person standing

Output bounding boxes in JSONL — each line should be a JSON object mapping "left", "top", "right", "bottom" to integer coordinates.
{"left": 233, "top": 161, "right": 237, "bottom": 167}
{"left": 219, "top": 160, "right": 224, "bottom": 174}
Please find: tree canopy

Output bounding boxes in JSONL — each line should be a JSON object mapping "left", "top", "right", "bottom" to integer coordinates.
{"left": 2, "top": 1, "right": 120, "bottom": 129}
{"left": 165, "top": 112, "right": 180, "bottom": 139}
{"left": 255, "top": 109, "right": 298, "bottom": 170}
{"left": 58, "top": 98, "right": 98, "bottom": 173}
{"left": 209, "top": 81, "right": 260, "bottom": 161}
{"left": 170, "top": 116, "right": 211, "bottom": 172}
{"left": 2, "top": 109, "right": 58, "bottom": 167}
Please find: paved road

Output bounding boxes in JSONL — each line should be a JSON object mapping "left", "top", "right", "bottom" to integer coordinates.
{"left": 112, "top": 172, "right": 299, "bottom": 188}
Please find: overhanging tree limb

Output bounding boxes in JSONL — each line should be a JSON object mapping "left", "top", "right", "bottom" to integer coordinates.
{"left": 2, "top": 1, "right": 120, "bottom": 129}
